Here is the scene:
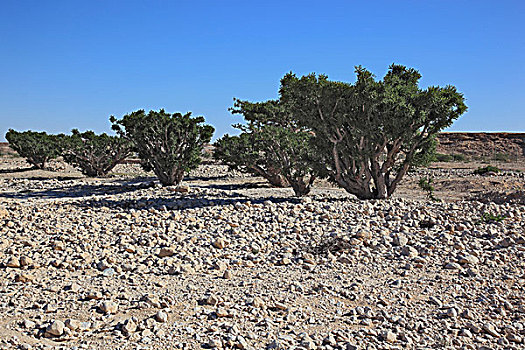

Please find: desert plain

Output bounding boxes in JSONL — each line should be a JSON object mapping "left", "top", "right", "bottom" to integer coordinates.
{"left": 0, "top": 151, "right": 524, "bottom": 350}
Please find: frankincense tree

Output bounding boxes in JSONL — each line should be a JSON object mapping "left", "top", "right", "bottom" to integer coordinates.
{"left": 279, "top": 64, "right": 467, "bottom": 199}
{"left": 214, "top": 99, "right": 319, "bottom": 196}
{"left": 60, "top": 129, "right": 133, "bottom": 177}
{"left": 111, "top": 109, "right": 214, "bottom": 186}
{"left": 5, "top": 129, "right": 62, "bottom": 169}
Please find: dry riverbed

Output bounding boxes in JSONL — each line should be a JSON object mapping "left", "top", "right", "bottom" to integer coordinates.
{"left": 0, "top": 158, "right": 524, "bottom": 349}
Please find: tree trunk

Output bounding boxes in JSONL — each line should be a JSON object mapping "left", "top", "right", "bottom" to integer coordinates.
{"left": 173, "top": 170, "right": 185, "bottom": 185}
{"left": 156, "top": 168, "right": 185, "bottom": 186}
{"left": 264, "top": 173, "right": 288, "bottom": 188}
{"left": 248, "top": 165, "right": 288, "bottom": 187}
{"left": 289, "top": 176, "right": 316, "bottom": 197}
{"left": 29, "top": 157, "right": 46, "bottom": 170}
{"left": 84, "top": 167, "right": 99, "bottom": 177}
{"left": 349, "top": 187, "right": 376, "bottom": 200}
{"left": 387, "top": 161, "right": 411, "bottom": 197}
{"left": 373, "top": 174, "right": 388, "bottom": 199}
{"left": 334, "top": 176, "right": 376, "bottom": 200}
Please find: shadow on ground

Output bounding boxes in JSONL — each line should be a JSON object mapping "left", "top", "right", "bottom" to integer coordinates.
{"left": 72, "top": 193, "right": 304, "bottom": 211}
{"left": 185, "top": 174, "right": 242, "bottom": 182}
{"left": 193, "top": 181, "right": 270, "bottom": 191}
{"left": 0, "top": 175, "right": 310, "bottom": 211}
{"left": 0, "top": 167, "right": 34, "bottom": 174}
{"left": 0, "top": 177, "right": 157, "bottom": 199}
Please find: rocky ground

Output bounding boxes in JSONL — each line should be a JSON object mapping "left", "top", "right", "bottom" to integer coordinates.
{"left": 0, "top": 158, "right": 524, "bottom": 350}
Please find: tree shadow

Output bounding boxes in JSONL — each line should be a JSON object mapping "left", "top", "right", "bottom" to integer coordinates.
{"left": 13, "top": 176, "right": 83, "bottom": 182}
{"left": 0, "top": 177, "right": 157, "bottom": 199}
{"left": 71, "top": 193, "right": 303, "bottom": 211}
{"left": 193, "top": 181, "right": 270, "bottom": 191}
{"left": 0, "top": 168, "right": 349, "bottom": 212}
{"left": 185, "top": 174, "right": 241, "bottom": 182}
{"left": 0, "top": 173, "right": 303, "bottom": 210}
{"left": 0, "top": 167, "right": 34, "bottom": 174}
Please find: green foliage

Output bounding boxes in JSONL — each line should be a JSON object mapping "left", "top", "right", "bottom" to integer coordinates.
{"left": 473, "top": 165, "right": 500, "bottom": 175}
{"left": 214, "top": 133, "right": 287, "bottom": 187}
{"left": 418, "top": 176, "right": 440, "bottom": 202}
{"left": 452, "top": 153, "right": 467, "bottom": 162}
{"left": 434, "top": 153, "right": 453, "bottom": 162}
{"left": 279, "top": 64, "right": 467, "bottom": 199}
{"left": 214, "top": 99, "right": 319, "bottom": 196}
{"left": 493, "top": 152, "right": 510, "bottom": 162}
{"left": 434, "top": 153, "right": 467, "bottom": 162}
{"left": 60, "top": 129, "right": 133, "bottom": 177}
{"left": 5, "top": 129, "right": 61, "bottom": 169}
{"left": 411, "top": 137, "right": 438, "bottom": 168}
{"left": 478, "top": 212, "right": 506, "bottom": 224}
{"left": 111, "top": 109, "right": 214, "bottom": 186}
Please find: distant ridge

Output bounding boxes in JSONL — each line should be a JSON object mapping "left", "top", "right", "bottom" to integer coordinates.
{"left": 437, "top": 132, "right": 525, "bottom": 159}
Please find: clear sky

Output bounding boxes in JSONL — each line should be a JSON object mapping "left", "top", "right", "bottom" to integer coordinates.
{"left": 1, "top": 0, "right": 524, "bottom": 141}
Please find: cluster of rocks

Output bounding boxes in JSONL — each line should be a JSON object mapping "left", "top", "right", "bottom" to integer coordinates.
{"left": 409, "top": 167, "right": 525, "bottom": 179}
{"left": 471, "top": 190, "right": 525, "bottom": 206}
{"left": 0, "top": 163, "right": 524, "bottom": 349}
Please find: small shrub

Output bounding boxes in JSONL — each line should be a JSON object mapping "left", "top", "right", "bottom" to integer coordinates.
{"left": 473, "top": 165, "right": 500, "bottom": 175}
{"left": 434, "top": 153, "right": 453, "bottom": 162}
{"left": 434, "top": 153, "right": 467, "bottom": 162}
{"left": 111, "top": 109, "right": 214, "bottom": 186}
{"left": 493, "top": 152, "right": 510, "bottom": 162}
{"left": 478, "top": 212, "right": 506, "bottom": 224}
{"left": 418, "top": 176, "right": 440, "bottom": 202}
{"left": 452, "top": 153, "right": 467, "bottom": 162}
{"left": 5, "top": 129, "right": 61, "bottom": 169}
{"left": 60, "top": 129, "right": 133, "bottom": 177}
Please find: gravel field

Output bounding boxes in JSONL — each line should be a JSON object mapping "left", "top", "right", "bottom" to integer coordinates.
{"left": 0, "top": 158, "right": 524, "bottom": 349}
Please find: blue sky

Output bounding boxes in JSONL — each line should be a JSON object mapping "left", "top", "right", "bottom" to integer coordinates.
{"left": 1, "top": 0, "right": 524, "bottom": 141}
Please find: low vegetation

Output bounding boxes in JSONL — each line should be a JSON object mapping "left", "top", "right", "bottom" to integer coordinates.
{"left": 5, "top": 129, "right": 62, "bottom": 169}
{"left": 474, "top": 165, "right": 501, "bottom": 175}
{"left": 215, "top": 99, "right": 319, "bottom": 196}
{"left": 434, "top": 153, "right": 453, "bottom": 162}
{"left": 418, "top": 176, "right": 440, "bottom": 202}
{"left": 434, "top": 153, "right": 468, "bottom": 162}
{"left": 60, "top": 129, "right": 133, "bottom": 177}
{"left": 493, "top": 152, "right": 510, "bottom": 162}
{"left": 478, "top": 212, "right": 506, "bottom": 224}
{"left": 111, "top": 109, "right": 214, "bottom": 186}
{"left": 5, "top": 65, "right": 470, "bottom": 200}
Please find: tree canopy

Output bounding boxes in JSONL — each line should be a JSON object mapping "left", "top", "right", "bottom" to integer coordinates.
{"left": 5, "top": 129, "right": 62, "bottom": 169}
{"left": 279, "top": 64, "right": 467, "bottom": 199}
{"left": 111, "top": 109, "right": 214, "bottom": 186}
{"left": 60, "top": 129, "right": 133, "bottom": 177}
{"left": 215, "top": 98, "right": 319, "bottom": 196}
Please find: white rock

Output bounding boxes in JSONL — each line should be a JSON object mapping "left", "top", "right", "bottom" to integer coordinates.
{"left": 99, "top": 301, "right": 118, "bottom": 314}
{"left": 155, "top": 310, "right": 168, "bottom": 323}
{"left": 45, "top": 320, "right": 65, "bottom": 337}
